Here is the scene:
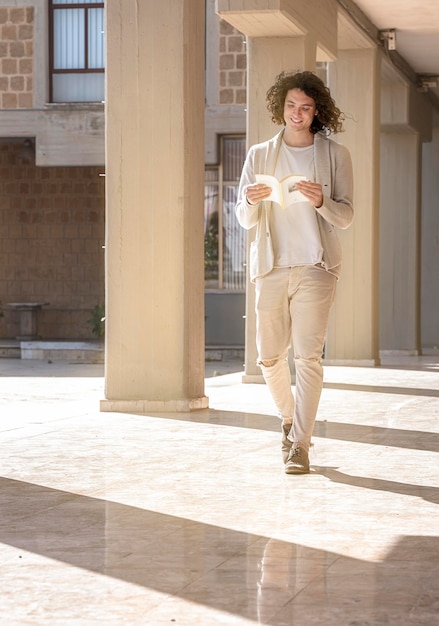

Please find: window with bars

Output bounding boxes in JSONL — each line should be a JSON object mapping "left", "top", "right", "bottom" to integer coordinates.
{"left": 49, "top": 0, "right": 105, "bottom": 103}
{"left": 205, "top": 135, "right": 247, "bottom": 290}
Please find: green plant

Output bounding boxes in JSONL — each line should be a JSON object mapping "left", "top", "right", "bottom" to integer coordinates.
{"left": 88, "top": 304, "right": 105, "bottom": 338}
{"left": 204, "top": 222, "right": 219, "bottom": 280}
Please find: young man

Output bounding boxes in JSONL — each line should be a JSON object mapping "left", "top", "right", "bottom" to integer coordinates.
{"left": 236, "top": 71, "right": 354, "bottom": 474}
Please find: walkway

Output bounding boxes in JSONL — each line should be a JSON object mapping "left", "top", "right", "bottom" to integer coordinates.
{"left": 1, "top": 356, "right": 438, "bottom": 625}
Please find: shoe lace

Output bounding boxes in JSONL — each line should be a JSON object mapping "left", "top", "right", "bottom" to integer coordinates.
{"left": 289, "top": 444, "right": 304, "bottom": 460}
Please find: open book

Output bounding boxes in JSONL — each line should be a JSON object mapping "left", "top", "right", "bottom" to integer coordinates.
{"left": 255, "top": 174, "right": 308, "bottom": 209}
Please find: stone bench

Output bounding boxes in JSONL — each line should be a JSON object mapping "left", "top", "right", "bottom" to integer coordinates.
{"left": 20, "top": 341, "right": 104, "bottom": 363}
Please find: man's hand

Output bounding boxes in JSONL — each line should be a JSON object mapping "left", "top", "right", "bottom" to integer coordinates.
{"left": 245, "top": 183, "right": 272, "bottom": 205}
{"left": 295, "top": 180, "right": 323, "bottom": 208}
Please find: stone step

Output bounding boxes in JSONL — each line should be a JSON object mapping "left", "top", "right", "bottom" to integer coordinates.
{"left": 0, "top": 340, "right": 103, "bottom": 363}
{"left": 0, "top": 345, "right": 21, "bottom": 358}
{"left": 0, "top": 341, "right": 244, "bottom": 364}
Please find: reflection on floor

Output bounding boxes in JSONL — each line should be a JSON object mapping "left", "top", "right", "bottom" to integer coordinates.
{"left": 1, "top": 356, "right": 438, "bottom": 625}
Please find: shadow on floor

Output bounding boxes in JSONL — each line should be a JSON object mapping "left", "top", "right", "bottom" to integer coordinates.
{"left": 1, "top": 477, "right": 438, "bottom": 624}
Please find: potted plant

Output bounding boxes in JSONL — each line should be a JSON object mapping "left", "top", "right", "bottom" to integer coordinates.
{"left": 87, "top": 304, "right": 105, "bottom": 339}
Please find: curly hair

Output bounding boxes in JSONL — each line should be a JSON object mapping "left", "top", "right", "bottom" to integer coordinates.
{"left": 266, "top": 70, "right": 344, "bottom": 135}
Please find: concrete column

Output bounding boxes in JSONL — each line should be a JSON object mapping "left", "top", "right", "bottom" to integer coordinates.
{"left": 421, "top": 120, "right": 439, "bottom": 354}
{"left": 378, "top": 79, "right": 432, "bottom": 357}
{"left": 216, "top": 0, "right": 339, "bottom": 378}
{"left": 101, "top": 0, "right": 208, "bottom": 412}
{"left": 216, "top": 0, "right": 338, "bottom": 380}
{"left": 379, "top": 132, "right": 421, "bottom": 355}
{"left": 243, "top": 35, "right": 318, "bottom": 381}
{"left": 325, "top": 49, "right": 381, "bottom": 365}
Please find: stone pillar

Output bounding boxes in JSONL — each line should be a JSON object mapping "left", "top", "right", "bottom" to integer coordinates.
{"left": 101, "top": 0, "right": 208, "bottom": 412}
{"left": 378, "top": 80, "right": 431, "bottom": 356}
{"left": 379, "top": 133, "right": 421, "bottom": 355}
{"left": 421, "top": 120, "right": 439, "bottom": 353}
{"left": 325, "top": 48, "right": 381, "bottom": 365}
{"left": 243, "top": 35, "right": 318, "bottom": 381}
{"left": 216, "top": 0, "right": 339, "bottom": 380}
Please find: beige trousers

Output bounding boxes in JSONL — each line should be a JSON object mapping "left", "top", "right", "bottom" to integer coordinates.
{"left": 255, "top": 265, "right": 337, "bottom": 447}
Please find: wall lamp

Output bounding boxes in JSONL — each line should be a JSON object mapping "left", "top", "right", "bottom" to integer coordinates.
{"left": 417, "top": 75, "right": 439, "bottom": 93}
{"left": 379, "top": 29, "right": 397, "bottom": 51}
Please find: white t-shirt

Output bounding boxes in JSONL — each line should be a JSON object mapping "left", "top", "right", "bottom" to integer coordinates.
{"left": 270, "top": 141, "right": 323, "bottom": 267}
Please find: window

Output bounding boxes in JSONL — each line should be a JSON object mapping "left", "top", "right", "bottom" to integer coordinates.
{"left": 49, "top": 0, "right": 105, "bottom": 103}
{"left": 204, "top": 135, "right": 246, "bottom": 290}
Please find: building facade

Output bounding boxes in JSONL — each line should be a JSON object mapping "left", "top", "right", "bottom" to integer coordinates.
{"left": 0, "top": 0, "right": 105, "bottom": 341}
{"left": 0, "top": 0, "right": 438, "bottom": 383}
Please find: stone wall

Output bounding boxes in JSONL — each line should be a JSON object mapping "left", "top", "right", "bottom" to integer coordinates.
{"left": 218, "top": 19, "right": 246, "bottom": 105}
{"left": 0, "top": 6, "right": 34, "bottom": 109}
{"left": 0, "top": 140, "right": 105, "bottom": 339}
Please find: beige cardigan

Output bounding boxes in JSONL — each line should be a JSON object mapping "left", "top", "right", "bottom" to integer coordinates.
{"left": 235, "top": 130, "right": 354, "bottom": 282}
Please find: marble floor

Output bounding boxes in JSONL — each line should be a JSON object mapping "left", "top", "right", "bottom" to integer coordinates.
{"left": 1, "top": 356, "right": 438, "bottom": 625}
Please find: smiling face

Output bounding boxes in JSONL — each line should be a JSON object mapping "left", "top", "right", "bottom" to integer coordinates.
{"left": 283, "top": 88, "right": 317, "bottom": 144}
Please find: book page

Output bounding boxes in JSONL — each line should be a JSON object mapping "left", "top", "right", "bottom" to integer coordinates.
{"left": 255, "top": 173, "right": 308, "bottom": 208}
{"left": 255, "top": 174, "right": 282, "bottom": 206}
{"left": 280, "top": 175, "right": 308, "bottom": 206}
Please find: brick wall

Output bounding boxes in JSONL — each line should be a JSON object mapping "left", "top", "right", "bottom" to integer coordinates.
{"left": 0, "top": 6, "right": 34, "bottom": 109}
{"left": 0, "top": 140, "right": 105, "bottom": 339}
{"left": 219, "top": 19, "right": 246, "bottom": 105}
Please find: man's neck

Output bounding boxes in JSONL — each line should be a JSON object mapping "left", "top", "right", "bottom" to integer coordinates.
{"left": 282, "top": 128, "right": 314, "bottom": 148}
